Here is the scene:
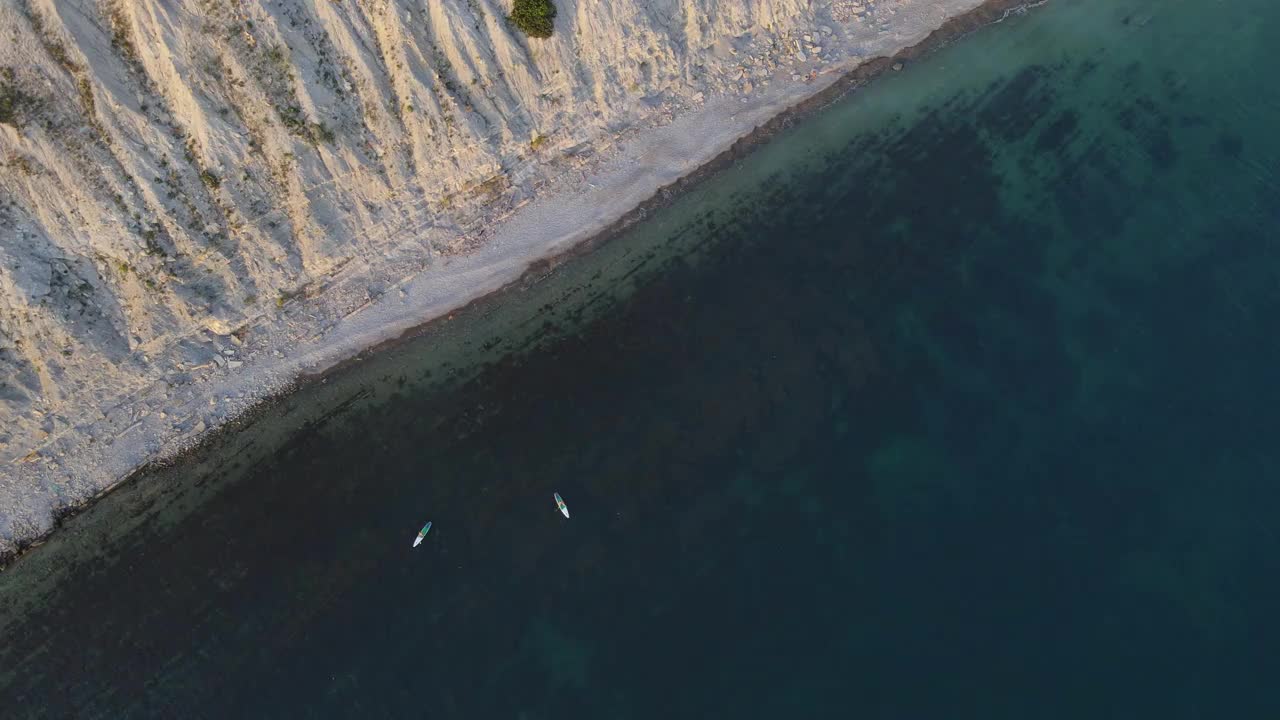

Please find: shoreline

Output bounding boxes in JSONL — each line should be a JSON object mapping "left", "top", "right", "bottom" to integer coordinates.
{"left": 1, "top": 0, "right": 1039, "bottom": 568}
{"left": 316, "top": 0, "right": 1042, "bottom": 382}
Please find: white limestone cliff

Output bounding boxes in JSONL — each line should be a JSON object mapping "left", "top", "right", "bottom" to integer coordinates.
{"left": 0, "top": 0, "right": 989, "bottom": 553}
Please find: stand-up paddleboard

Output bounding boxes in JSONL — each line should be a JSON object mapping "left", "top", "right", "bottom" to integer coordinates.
{"left": 554, "top": 492, "right": 570, "bottom": 518}
{"left": 412, "top": 521, "right": 432, "bottom": 547}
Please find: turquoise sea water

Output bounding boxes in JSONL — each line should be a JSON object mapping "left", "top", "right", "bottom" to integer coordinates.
{"left": 4, "top": 0, "right": 1280, "bottom": 716}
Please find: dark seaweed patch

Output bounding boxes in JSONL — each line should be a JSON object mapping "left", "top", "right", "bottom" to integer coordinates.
{"left": 1217, "top": 131, "right": 1244, "bottom": 158}
{"left": 1035, "top": 110, "right": 1080, "bottom": 153}
{"left": 978, "top": 65, "right": 1056, "bottom": 142}
{"left": 1145, "top": 129, "right": 1177, "bottom": 169}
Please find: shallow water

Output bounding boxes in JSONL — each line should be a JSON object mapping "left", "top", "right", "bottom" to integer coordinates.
{"left": 6, "top": 0, "right": 1280, "bottom": 716}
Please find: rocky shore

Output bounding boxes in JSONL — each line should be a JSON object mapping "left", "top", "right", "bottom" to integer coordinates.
{"left": 0, "top": 0, "right": 1033, "bottom": 559}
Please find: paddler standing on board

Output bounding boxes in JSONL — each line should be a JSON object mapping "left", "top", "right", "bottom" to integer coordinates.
{"left": 412, "top": 521, "right": 432, "bottom": 547}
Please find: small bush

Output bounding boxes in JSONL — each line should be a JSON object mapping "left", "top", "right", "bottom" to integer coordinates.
{"left": 5, "top": 152, "right": 35, "bottom": 176}
{"left": 0, "top": 69, "right": 38, "bottom": 128}
{"left": 508, "top": 0, "right": 556, "bottom": 38}
{"left": 142, "top": 228, "right": 167, "bottom": 257}
{"left": 278, "top": 104, "right": 306, "bottom": 133}
{"left": 107, "top": 4, "right": 138, "bottom": 62}
{"left": 76, "top": 77, "right": 96, "bottom": 115}
{"left": 310, "top": 121, "right": 335, "bottom": 145}
{"left": 200, "top": 170, "right": 221, "bottom": 189}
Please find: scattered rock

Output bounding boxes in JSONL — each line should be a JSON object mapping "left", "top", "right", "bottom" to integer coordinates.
{"left": 892, "top": 61, "right": 904, "bottom": 71}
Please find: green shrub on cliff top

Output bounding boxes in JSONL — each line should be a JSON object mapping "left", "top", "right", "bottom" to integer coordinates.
{"left": 509, "top": 0, "right": 556, "bottom": 38}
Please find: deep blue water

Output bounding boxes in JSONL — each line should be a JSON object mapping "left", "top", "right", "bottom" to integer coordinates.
{"left": 5, "top": 0, "right": 1280, "bottom": 716}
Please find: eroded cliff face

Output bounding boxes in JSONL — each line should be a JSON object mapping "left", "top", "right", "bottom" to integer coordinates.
{"left": 0, "top": 0, "right": 994, "bottom": 552}
{"left": 0, "top": 0, "right": 842, "bottom": 458}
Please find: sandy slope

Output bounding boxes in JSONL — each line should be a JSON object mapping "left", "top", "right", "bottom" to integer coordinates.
{"left": 0, "top": 0, "right": 988, "bottom": 553}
